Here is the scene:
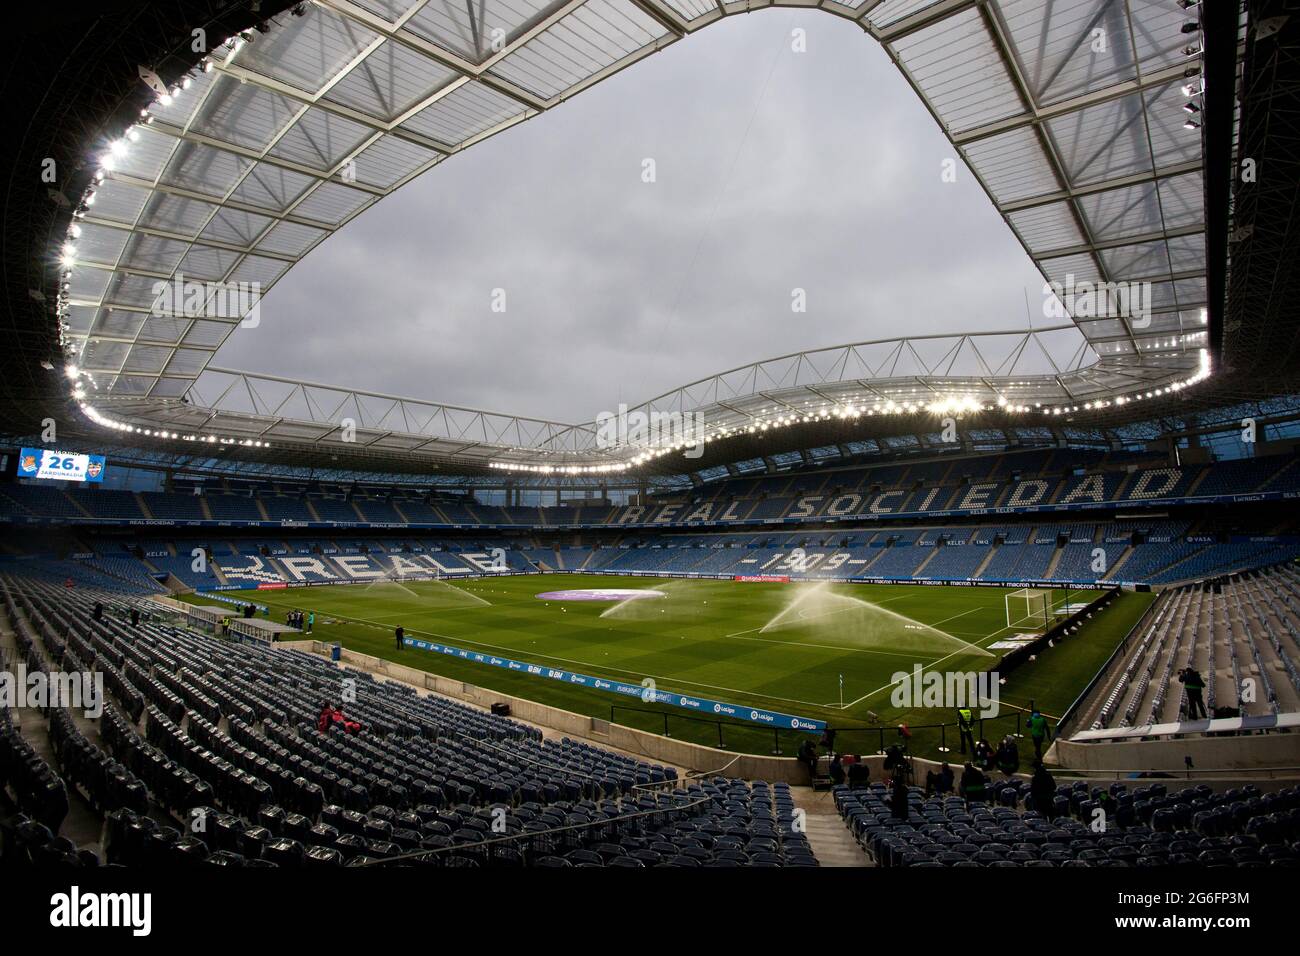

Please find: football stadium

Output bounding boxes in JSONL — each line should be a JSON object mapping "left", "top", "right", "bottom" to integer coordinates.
{"left": 0, "top": 0, "right": 1296, "bottom": 923}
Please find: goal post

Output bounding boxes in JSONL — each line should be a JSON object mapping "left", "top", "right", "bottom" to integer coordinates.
{"left": 1005, "top": 587, "right": 1053, "bottom": 631}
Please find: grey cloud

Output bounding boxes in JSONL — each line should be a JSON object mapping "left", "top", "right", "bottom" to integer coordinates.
{"left": 217, "top": 11, "right": 1048, "bottom": 425}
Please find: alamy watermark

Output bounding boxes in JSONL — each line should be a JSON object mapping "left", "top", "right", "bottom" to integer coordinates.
{"left": 0, "top": 665, "right": 103, "bottom": 718}
{"left": 889, "top": 664, "right": 1000, "bottom": 718}
{"left": 151, "top": 271, "right": 262, "bottom": 328}
{"left": 595, "top": 403, "right": 706, "bottom": 459}
{"left": 49, "top": 886, "right": 151, "bottom": 936}
{"left": 1043, "top": 273, "right": 1152, "bottom": 328}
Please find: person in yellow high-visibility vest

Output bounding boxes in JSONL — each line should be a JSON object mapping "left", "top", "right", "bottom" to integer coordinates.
{"left": 956, "top": 707, "right": 976, "bottom": 754}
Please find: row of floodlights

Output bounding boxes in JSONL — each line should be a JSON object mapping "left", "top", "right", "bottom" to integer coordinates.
{"left": 489, "top": 349, "right": 1212, "bottom": 471}
{"left": 78, "top": 398, "right": 271, "bottom": 448}
{"left": 52, "top": 6, "right": 310, "bottom": 346}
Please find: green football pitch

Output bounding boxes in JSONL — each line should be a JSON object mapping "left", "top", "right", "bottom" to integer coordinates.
{"left": 193, "top": 574, "right": 1152, "bottom": 757}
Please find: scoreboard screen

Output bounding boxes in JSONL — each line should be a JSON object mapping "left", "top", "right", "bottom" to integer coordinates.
{"left": 17, "top": 448, "right": 107, "bottom": 483}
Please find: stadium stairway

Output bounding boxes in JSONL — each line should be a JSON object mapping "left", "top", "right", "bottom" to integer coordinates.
{"left": 792, "top": 788, "right": 870, "bottom": 866}
{"left": 1184, "top": 468, "right": 1210, "bottom": 497}
{"left": 1147, "top": 545, "right": 1214, "bottom": 585}
{"left": 0, "top": 605, "right": 105, "bottom": 854}
{"left": 1043, "top": 545, "right": 1065, "bottom": 580}
{"left": 64, "top": 491, "right": 93, "bottom": 520}
{"left": 95, "top": 559, "right": 161, "bottom": 594}
{"left": 911, "top": 547, "right": 940, "bottom": 578}
{"left": 971, "top": 543, "right": 1000, "bottom": 579}
{"left": 1110, "top": 470, "right": 1137, "bottom": 500}
{"left": 1105, "top": 543, "right": 1136, "bottom": 579}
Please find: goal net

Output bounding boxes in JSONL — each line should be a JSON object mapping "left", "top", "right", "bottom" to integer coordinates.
{"left": 1005, "top": 587, "right": 1054, "bottom": 631}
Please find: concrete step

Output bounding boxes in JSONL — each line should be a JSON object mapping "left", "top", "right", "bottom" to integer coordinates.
{"left": 792, "top": 787, "right": 870, "bottom": 867}
{"left": 0, "top": 620, "right": 104, "bottom": 854}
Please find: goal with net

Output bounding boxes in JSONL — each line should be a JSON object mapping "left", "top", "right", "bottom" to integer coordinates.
{"left": 1005, "top": 587, "right": 1055, "bottom": 631}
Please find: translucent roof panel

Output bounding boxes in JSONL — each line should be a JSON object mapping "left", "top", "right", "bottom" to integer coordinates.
{"left": 190, "top": 76, "right": 302, "bottom": 152}
{"left": 112, "top": 126, "right": 175, "bottom": 181}
{"left": 74, "top": 224, "right": 131, "bottom": 266}
{"left": 267, "top": 107, "right": 375, "bottom": 171}
{"left": 291, "top": 182, "right": 376, "bottom": 225}
{"left": 867, "top": 0, "right": 952, "bottom": 30}
{"left": 68, "top": 0, "right": 1208, "bottom": 456}
{"left": 1076, "top": 179, "right": 1164, "bottom": 241}
{"left": 961, "top": 127, "right": 1060, "bottom": 205}
{"left": 158, "top": 143, "right": 249, "bottom": 197}
{"left": 487, "top": 0, "right": 669, "bottom": 98}
{"left": 892, "top": 6, "right": 1024, "bottom": 135}
{"left": 405, "top": 0, "right": 562, "bottom": 63}
{"left": 660, "top": 0, "right": 716, "bottom": 21}
{"left": 200, "top": 208, "right": 276, "bottom": 247}
{"left": 400, "top": 80, "right": 531, "bottom": 144}
{"left": 84, "top": 181, "right": 151, "bottom": 224}
{"left": 1008, "top": 202, "right": 1085, "bottom": 255}
{"left": 230, "top": 163, "right": 319, "bottom": 211}
{"left": 137, "top": 194, "right": 220, "bottom": 238}
{"left": 323, "top": 40, "right": 461, "bottom": 120}
{"left": 1000, "top": 0, "right": 1139, "bottom": 107}
{"left": 176, "top": 246, "right": 243, "bottom": 282}
{"left": 236, "top": 6, "right": 381, "bottom": 95}
{"left": 256, "top": 221, "right": 331, "bottom": 257}
{"left": 349, "top": 135, "right": 441, "bottom": 188}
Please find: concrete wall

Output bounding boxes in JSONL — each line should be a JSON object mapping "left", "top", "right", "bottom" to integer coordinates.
{"left": 1054, "top": 733, "right": 1300, "bottom": 774}
{"left": 276, "top": 639, "right": 318, "bottom": 652}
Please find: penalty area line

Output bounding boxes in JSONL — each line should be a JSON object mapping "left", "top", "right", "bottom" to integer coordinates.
{"left": 837, "top": 621, "right": 1020, "bottom": 710}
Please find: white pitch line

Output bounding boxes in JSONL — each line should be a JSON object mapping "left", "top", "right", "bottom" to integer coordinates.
{"left": 838, "top": 621, "right": 1019, "bottom": 710}
{"left": 727, "top": 604, "right": 981, "bottom": 657}
{"left": 724, "top": 592, "right": 912, "bottom": 638}
{"left": 928, "top": 608, "right": 981, "bottom": 627}
{"left": 724, "top": 633, "right": 926, "bottom": 659}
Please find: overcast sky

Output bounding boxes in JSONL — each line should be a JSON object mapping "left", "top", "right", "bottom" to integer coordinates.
{"left": 214, "top": 9, "right": 1050, "bottom": 425}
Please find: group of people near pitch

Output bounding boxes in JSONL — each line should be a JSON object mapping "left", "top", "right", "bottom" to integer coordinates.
{"left": 799, "top": 703, "right": 1059, "bottom": 817}
{"left": 946, "top": 703, "right": 1054, "bottom": 808}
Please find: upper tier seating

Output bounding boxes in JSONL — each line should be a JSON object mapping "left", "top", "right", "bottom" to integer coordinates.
{"left": 3, "top": 450, "right": 1296, "bottom": 531}
{"left": 1085, "top": 568, "right": 1300, "bottom": 729}
{"left": 205, "top": 495, "right": 264, "bottom": 521}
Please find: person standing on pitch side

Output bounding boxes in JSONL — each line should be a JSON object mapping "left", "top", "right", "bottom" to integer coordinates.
{"left": 1027, "top": 707, "right": 1051, "bottom": 760}
{"left": 956, "top": 706, "right": 976, "bottom": 755}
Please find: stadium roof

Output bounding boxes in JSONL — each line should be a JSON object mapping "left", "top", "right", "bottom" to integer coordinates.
{"left": 16, "top": 0, "right": 1270, "bottom": 472}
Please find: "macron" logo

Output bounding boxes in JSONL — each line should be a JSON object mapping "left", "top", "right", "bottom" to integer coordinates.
{"left": 49, "top": 886, "right": 151, "bottom": 937}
